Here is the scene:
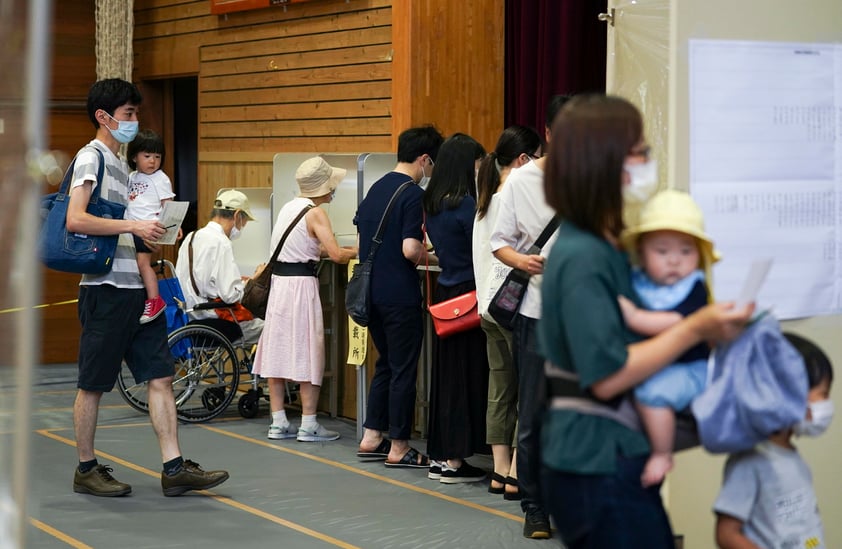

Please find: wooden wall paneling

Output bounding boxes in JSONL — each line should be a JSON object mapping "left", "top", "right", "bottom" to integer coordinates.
{"left": 199, "top": 136, "right": 391, "bottom": 156}
{"left": 48, "top": 111, "right": 95, "bottom": 157}
{"left": 201, "top": 118, "right": 390, "bottom": 138}
{"left": 135, "top": 0, "right": 213, "bottom": 38}
{"left": 200, "top": 62, "right": 392, "bottom": 92}
{"left": 391, "top": 0, "right": 504, "bottom": 150}
{"left": 200, "top": 81, "right": 389, "bottom": 107}
{"left": 201, "top": 27, "right": 390, "bottom": 63}
{"left": 0, "top": 1, "right": 27, "bottom": 366}
{"left": 191, "top": 0, "right": 397, "bottom": 242}
{"left": 133, "top": 1, "right": 206, "bottom": 77}
{"left": 205, "top": 0, "right": 390, "bottom": 31}
{"left": 202, "top": 44, "right": 393, "bottom": 77}
{"left": 135, "top": 0, "right": 390, "bottom": 40}
{"left": 133, "top": 37, "right": 201, "bottom": 79}
{"left": 388, "top": 0, "right": 413, "bottom": 147}
{"left": 200, "top": 99, "right": 390, "bottom": 123}
{"left": 210, "top": 5, "right": 391, "bottom": 43}
{"left": 133, "top": 0, "right": 392, "bottom": 78}
{"left": 196, "top": 163, "right": 273, "bottom": 226}
{"left": 50, "top": 7, "right": 98, "bottom": 101}
{"left": 38, "top": 0, "right": 98, "bottom": 364}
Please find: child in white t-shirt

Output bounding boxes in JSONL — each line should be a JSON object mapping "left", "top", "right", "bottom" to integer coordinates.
{"left": 127, "top": 129, "right": 175, "bottom": 323}
{"left": 714, "top": 332, "right": 833, "bottom": 549}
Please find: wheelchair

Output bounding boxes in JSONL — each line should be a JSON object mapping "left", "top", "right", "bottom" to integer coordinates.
{"left": 117, "top": 260, "right": 271, "bottom": 423}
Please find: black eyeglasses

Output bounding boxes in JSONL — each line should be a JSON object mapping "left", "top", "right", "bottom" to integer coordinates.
{"left": 629, "top": 145, "right": 651, "bottom": 160}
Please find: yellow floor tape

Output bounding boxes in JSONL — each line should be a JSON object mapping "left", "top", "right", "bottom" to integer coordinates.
{"left": 0, "top": 299, "right": 78, "bottom": 314}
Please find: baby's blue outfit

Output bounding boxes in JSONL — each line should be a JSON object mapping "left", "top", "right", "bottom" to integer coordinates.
{"left": 632, "top": 269, "right": 709, "bottom": 410}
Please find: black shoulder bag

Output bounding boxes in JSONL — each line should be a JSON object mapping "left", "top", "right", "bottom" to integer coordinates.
{"left": 241, "top": 205, "right": 313, "bottom": 319}
{"left": 487, "top": 217, "right": 560, "bottom": 330}
{"left": 345, "top": 181, "right": 413, "bottom": 327}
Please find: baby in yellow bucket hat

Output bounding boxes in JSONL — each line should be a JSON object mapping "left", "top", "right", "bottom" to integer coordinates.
{"left": 619, "top": 189, "right": 721, "bottom": 488}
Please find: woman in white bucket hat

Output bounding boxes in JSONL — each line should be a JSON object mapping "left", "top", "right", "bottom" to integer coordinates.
{"left": 252, "top": 157, "right": 357, "bottom": 443}
{"left": 619, "top": 188, "right": 721, "bottom": 488}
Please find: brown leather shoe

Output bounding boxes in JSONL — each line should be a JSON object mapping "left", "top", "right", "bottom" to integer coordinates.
{"left": 161, "top": 459, "right": 229, "bottom": 497}
{"left": 73, "top": 464, "right": 131, "bottom": 497}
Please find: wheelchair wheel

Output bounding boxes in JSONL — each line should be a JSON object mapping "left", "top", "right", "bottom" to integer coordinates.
{"left": 237, "top": 390, "right": 260, "bottom": 418}
{"left": 117, "top": 324, "right": 240, "bottom": 423}
{"left": 168, "top": 324, "right": 240, "bottom": 423}
{"left": 117, "top": 362, "right": 150, "bottom": 414}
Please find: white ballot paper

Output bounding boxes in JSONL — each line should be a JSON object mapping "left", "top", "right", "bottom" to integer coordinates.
{"left": 157, "top": 201, "right": 189, "bottom": 245}
{"left": 735, "top": 258, "right": 773, "bottom": 309}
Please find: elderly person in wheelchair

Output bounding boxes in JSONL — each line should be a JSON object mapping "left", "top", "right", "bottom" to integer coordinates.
{"left": 175, "top": 189, "right": 264, "bottom": 345}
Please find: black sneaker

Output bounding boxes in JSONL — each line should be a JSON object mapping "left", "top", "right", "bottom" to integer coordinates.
{"left": 523, "top": 507, "right": 551, "bottom": 539}
{"left": 161, "top": 459, "right": 229, "bottom": 497}
{"left": 73, "top": 464, "right": 131, "bottom": 497}
{"left": 428, "top": 460, "right": 444, "bottom": 480}
{"left": 439, "top": 461, "right": 487, "bottom": 484}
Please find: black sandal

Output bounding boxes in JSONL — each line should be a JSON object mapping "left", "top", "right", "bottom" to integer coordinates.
{"left": 489, "top": 472, "right": 506, "bottom": 494}
{"left": 357, "top": 439, "right": 392, "bottom": 461}
{"left": 384, "top": 447, "right": 430, "bottom": 469}
{"left": 503, "top": 476, "right": 522, "bottom": 501}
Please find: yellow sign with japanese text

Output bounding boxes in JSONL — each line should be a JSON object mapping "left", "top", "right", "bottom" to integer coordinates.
{"left": 346, "top": 258, "right": 367, "bottom": 365}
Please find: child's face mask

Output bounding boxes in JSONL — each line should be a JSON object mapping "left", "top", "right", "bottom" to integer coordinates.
{"left": 794, "top": 399, "right": 834, "bottom": 437}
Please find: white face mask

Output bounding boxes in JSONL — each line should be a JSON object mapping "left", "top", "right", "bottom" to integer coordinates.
{"left": 794, "top": 399, "right": 834, "bottom": 437}
{"left": 229, "top": 214, "right": 243, "bottom": 241}
{"left": 419, "top": 158, "right": 433, "bottom": 188}
{"left": 622, "top": 158, "right": 659, "bottom": 204}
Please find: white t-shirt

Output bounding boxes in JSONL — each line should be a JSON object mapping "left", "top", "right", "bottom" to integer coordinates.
{"left": 126, "top": 169, "right": 174, "bottom": 221}
{"left": 489, "top": 160, "right": 558, "bottom": 319}
{"left": 714, "top": 441, "right": 826, "bottom": 549}
{"left": 473, "top": 194, "right": 511, "bottom": 317}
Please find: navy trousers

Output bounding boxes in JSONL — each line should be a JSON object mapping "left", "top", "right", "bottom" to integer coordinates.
{"left": 363, "top": 304, "right": 424, "bottom": 441}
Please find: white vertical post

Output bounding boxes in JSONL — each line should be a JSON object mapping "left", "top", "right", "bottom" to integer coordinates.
{"left": 13, "top": 1, "right": 54, "bottom": 547}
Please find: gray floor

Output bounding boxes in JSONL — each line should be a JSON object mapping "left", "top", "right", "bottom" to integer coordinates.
{"left": 7, "top": 365, "right": 558, "bottom": 549}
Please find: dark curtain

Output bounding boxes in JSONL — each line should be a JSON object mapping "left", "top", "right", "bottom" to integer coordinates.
{"left": 505, "top": 0, "right": 608, "bottom": 132}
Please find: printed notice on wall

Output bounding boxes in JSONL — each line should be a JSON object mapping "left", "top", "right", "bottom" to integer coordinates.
{"left": 689, "top": 39, "right": 842, "bottom": 319}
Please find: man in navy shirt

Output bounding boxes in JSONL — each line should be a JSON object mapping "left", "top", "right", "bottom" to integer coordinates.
{"left": 355, "top": 125, "right": 443, "bottom": 468}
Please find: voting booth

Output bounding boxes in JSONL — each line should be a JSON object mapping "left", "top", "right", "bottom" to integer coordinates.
{"left": 271, "top": 153, "right": 405, "bottom": 438}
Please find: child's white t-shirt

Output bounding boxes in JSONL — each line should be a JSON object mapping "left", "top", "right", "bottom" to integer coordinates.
{"left": 714, "top": 441, "right": 825, "bottom": 548}
{"left": 127, "top": 169, "right": 174, "bottom": 221}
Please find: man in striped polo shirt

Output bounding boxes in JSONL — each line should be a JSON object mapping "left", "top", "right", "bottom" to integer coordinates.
{"left": 66, "top": 78, "right": 229, "bottom": 498}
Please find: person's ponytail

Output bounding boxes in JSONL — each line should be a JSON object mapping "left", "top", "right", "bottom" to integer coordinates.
{"left": 475, "top": 152, "right": 500, "bottom": 220}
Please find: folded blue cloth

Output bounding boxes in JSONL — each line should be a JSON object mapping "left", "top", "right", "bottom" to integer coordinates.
{"left": 691, "top": 315, "right": 808, "bottom": 453}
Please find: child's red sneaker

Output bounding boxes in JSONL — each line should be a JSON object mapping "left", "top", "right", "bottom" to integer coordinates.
{"left": 140, "top": 296, "right": 166, "bottom": 324}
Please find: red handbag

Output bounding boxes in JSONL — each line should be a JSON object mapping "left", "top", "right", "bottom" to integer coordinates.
{"left": 423, "top": 215, "right": 481, "bottom": 338}
{"left": 428, "top": 290, "right": 481, "bottom": 338}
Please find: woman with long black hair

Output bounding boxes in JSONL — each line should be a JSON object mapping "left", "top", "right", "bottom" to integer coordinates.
{"left": 423, "top": 133, "right": 490, "bottom": 484}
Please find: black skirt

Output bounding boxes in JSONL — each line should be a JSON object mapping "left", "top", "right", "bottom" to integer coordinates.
{"left": 426, "top": 279, "right": 491, "bottom": 460}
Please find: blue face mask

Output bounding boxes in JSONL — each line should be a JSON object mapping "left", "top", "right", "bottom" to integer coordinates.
{"left": 104, "top": 112, "right": 139, "bottom": 144}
